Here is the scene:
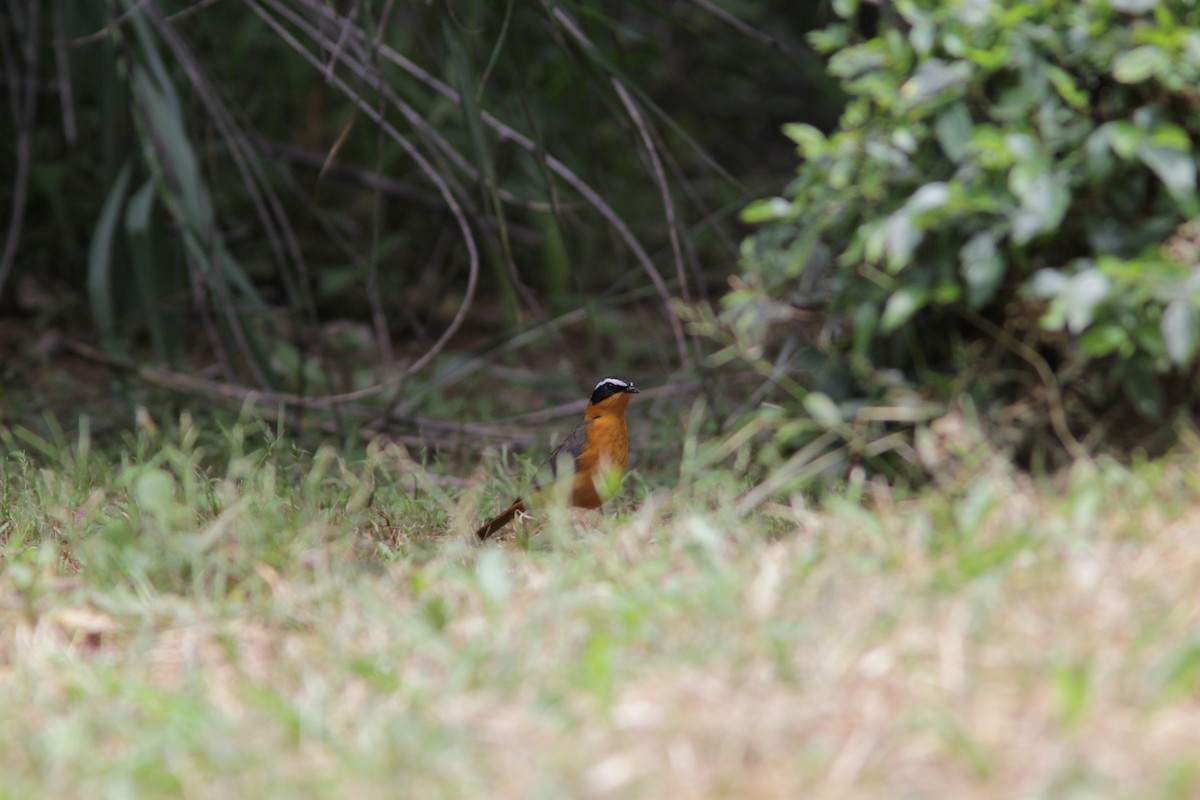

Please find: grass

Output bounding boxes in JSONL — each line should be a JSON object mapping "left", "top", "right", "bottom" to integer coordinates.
{"left": 3, "top": 411, "right": 1200, "bottom": 799}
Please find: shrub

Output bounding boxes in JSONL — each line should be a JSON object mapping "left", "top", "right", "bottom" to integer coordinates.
{"left": 724, "top": 0, "right": 1200, "bottom": 479}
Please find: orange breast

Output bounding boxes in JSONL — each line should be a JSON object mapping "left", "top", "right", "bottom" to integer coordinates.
{"left": 569, "top": 415, "right": 629, "bottom": 508}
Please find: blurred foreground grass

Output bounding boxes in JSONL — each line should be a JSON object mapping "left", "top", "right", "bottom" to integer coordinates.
{"left": 2, "top": 414, "right": 1200, "bottom": 799}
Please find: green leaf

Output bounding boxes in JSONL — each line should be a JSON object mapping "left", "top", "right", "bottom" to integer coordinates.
{"left": 910, "top": 18, "right": 934, "bottom": 57}
{"left": 475, "top": 549, "right": 512, "bottom": 606}
{"left": 87, "top": 161, "right": 133, "bottom": 348}
{"left": 1161, "top": 299, "right": 1197, "bottom": 367}
{"left": 1111, "top": 0, "right": 1157, "bottom": 11}
{"left": 1052, "top": 661, "right": 1091, "bottom": 729}
{"left": 881, "top": 285, "right": 929, "bottom": 332}
{"left": 132, "top": 468, "right": 177, "bottom": 521}
{"left": 832, "top": 0, "right": 859, "bottom": 19}
{"left": 1159, "top": 642, "right": 1200, "bottom": 700}
{"left": 953, "top": 477, "right": 996, "bottom": 539}
{"left": 1084, "top": 125, "right": 1117, "bottom": 181}
{"left": 782, "top": 123, "right": 827, "bottom": 157}
{"left": 852, "top": 302, "right": 879, "bottom": 358}
{"left": 1045, "top": 64, "right": 1089, "bottom": 110}
{"left": 1113, "top": 45, "right": 1169, "bottom": 83}
{"left": 1123, "top": 358, "right": 1164, "bottom": 416}
{"left": 125, "top": 178, "right": 171, "bottom": 363}
{"left": 960, "top": 231, "right": 1004, "bottom": 308}
{"left": 1078, "top": 324, "right": 1131, "bottom": 357}
{"left": 899, "top": 59, "right": 972, "bottom": 105}
{"left": 803, "top": 392, "right": 844, "bottom": 429}
{"left": 1107, "top": 121, "right": 1143, "bottom": 159}
{"left": 1138, "top": 128, "right": 1197, "bottom": 201}
{"left": 828, "top": 44, "right": 886, "bottom": 80}
{"left": 907, "top": 181, "right": 951, "bottom": 214}
{"left": 1031, "top": 267, "right": 1110, "bottom": 333}
{"left": 1009, "top": 166, "right": 1070, "bottom": 245}
{"left": 884, "top": 212, "right": 921, "bottom": 271}
{"left": 955, "top": 534, "right": 1032, "bottom": 580}
{"left": 741, "top": 198, "right": 793, "bottom": 224}
{"left": 1062, "top": 270, "right": 1110, "bottom": 333}
{"left": 935, "top": 103, "right": 973, "bottom": 162}
{"left": 1027, "top": 268, "right": 1071, "bottom": 299}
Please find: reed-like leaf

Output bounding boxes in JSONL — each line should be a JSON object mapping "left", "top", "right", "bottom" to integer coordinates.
{"left": 87, "top": 161, "right": 132, "bottom": 348}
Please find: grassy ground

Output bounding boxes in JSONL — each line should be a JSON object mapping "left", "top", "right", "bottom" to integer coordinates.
{"left": 2, "top": 410, "right": 1200, "bottom": 799}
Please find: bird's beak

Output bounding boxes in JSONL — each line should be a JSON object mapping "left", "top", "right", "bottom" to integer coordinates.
{"left": 627, "top": 385, "right": 640, "bottom": 393}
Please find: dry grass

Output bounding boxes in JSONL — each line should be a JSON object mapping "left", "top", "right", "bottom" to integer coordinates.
{"left": 2, "top": 425, "right": 1200, "bottom": 798}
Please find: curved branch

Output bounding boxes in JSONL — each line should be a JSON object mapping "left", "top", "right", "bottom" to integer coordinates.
{"left": 246, "top": 0, "right": 480, "bottom": 398}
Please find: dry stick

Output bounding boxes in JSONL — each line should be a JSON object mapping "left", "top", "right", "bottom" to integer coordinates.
{"left": 360, "top": 0, "right": 399, "bottom": 367}
{"left": 62, "top": 338, "right": 540, "bottom": 448}
{"left": 0, "top": 5, "right": 18, "bottom": 124}
{"left": 0, "top": 0, "right": 39, "bottom": 304}
{"left": 64, "top": 0, "right": 219, "bottom": 46}
{"left": 246, "top": 0, "right": 480, "bottom": 399}
{"left": 276, "top": 3, "right": 479, "bottom": 201}
{"left": 146, "top": 7, "right": 315, "bottom": 323}
{"left": 260, "top": 0, "right": 510, "bottom": 233}
{"left": 688, "top": 0, "right": 795, "bottom": 54}
{"left": 322, "top": 0, "right": 357, "bottom": 84}
{"left": 651, "top": 121, "right": 734, "bottom": 299}
{"left": 293, "top": 0, "right": 689, "bottom": 368}
{"left": 276, "top": 0, "right": 554, "bottom": 215}
{"left": 257, "top": 0, "right": 494, "bottom": 417}
{"left": 390, "top": 307, "right": 590, "bottom": 419}
{"left": 612, "top": 80, "right": 697, "bottom": 370}
{"left": 544, "top": 2, "right": 690, "bottom": 368}
{"left": 260, "top": 0, "right": 587, "bottom": 412}
{"left": 492, "top": 380, "right": 703, "bottom": 428}
{"left": 188, "top": 254, "right": 237, "bottom": 384}
{"left": 960, "top": 307, "right": 1088, "bottom": 461}
{"left": 139, "top": 6, "right": 309, "bottom": 392}
{"left": 63, "top": 0, "right": 153, "bottom": 45}
{"left": 475, "top": 0, "right": 514, "bottom": 101}
{"left": 51, "top": 0, "right": 76, "bottom": 143}
{"left": 736, "top": 441, "right": 847, "bottom": 517}
{"left": 451, "top": 1, "right": 554, "bottom": 373}
{"left": 257, "top": 136, "right": 558, "bottom": 230}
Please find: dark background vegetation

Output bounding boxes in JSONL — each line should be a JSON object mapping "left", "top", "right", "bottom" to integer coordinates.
{"left": 0, "top": 0, "right": 844, "bottom": 452}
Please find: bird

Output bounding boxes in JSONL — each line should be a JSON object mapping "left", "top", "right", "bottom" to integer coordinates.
{"left": 476, "top": 376, "right": 640, "bottom": 540}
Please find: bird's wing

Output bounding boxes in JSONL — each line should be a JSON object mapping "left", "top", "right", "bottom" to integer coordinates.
{"left": 533, "top": 419, "right": 589, "bottom": 487}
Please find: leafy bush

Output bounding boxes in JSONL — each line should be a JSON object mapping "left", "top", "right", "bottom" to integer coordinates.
{"left": 726, "top": 0, "right": 1200, "bottom": 477}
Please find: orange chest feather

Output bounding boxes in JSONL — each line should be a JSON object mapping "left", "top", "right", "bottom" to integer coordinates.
{"left": 576, "top": 414, "right": 629, "bottom": 472}
{"left": 570, "top": 413, "right": 630, "bottom": 508}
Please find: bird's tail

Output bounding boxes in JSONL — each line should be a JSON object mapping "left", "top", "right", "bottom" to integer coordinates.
{"left": 476, "top": 498, "right": 526, "bottom": 540}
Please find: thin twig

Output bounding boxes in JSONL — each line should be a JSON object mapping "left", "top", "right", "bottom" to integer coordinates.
{"left": 145, "top": 5, "right": 316, "bottom": 323}
{"left": 491, "top": 380, "right": 702, "bottom": 428}
{"left": 960, "top": 307, "right": 1088, "bottom": 461}
{"left": 246, "top": 0, "right": 481, "bottom": 397}
{"left": 60, "top": 337, "right": 541, "bottom": 449}
{"left": 291, "top": 0, "right": 691, "bottom": 368}
{"left": 545, "top": 2, "right": 690, "bottom": 366}
{"left": 63, "top": 0, "right": 219, "bottom": 45}
{"left": 688, "top": 0, "right": 795, "bottom": 55}
{"left": 265, "top": 0, "right": 556, "bottom": 214}
{"left": 360, "top": 0, "right": 396, "bottom": 367}
{"left": 51, "top": 0, "right": 76, "bottom": 143}
{"left": 612, "top": 79, "right": 696, "bottom": 370}
{"left": 0, "top": 0, "right": 40, "bottom": 304}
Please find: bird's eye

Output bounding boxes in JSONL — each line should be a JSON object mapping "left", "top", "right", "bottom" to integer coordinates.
{"left": 594, "top": 377, "right": 628, "bottom": 392}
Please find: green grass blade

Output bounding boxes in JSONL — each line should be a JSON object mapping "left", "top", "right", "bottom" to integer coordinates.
{"left": 86, "top": 160, "right": 132, "bottom": 349}
{"left": 124, "top": 176, "right": 174, "bottom": 364}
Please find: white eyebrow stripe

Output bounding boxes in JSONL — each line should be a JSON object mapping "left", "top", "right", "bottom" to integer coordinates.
{"left": 594, "top": 377, "right": 630, "bottom": 392}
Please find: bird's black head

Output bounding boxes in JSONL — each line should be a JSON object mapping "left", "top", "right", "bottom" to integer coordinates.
{"left": 590, "top": 376, "right": 640, "bottom": 404}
